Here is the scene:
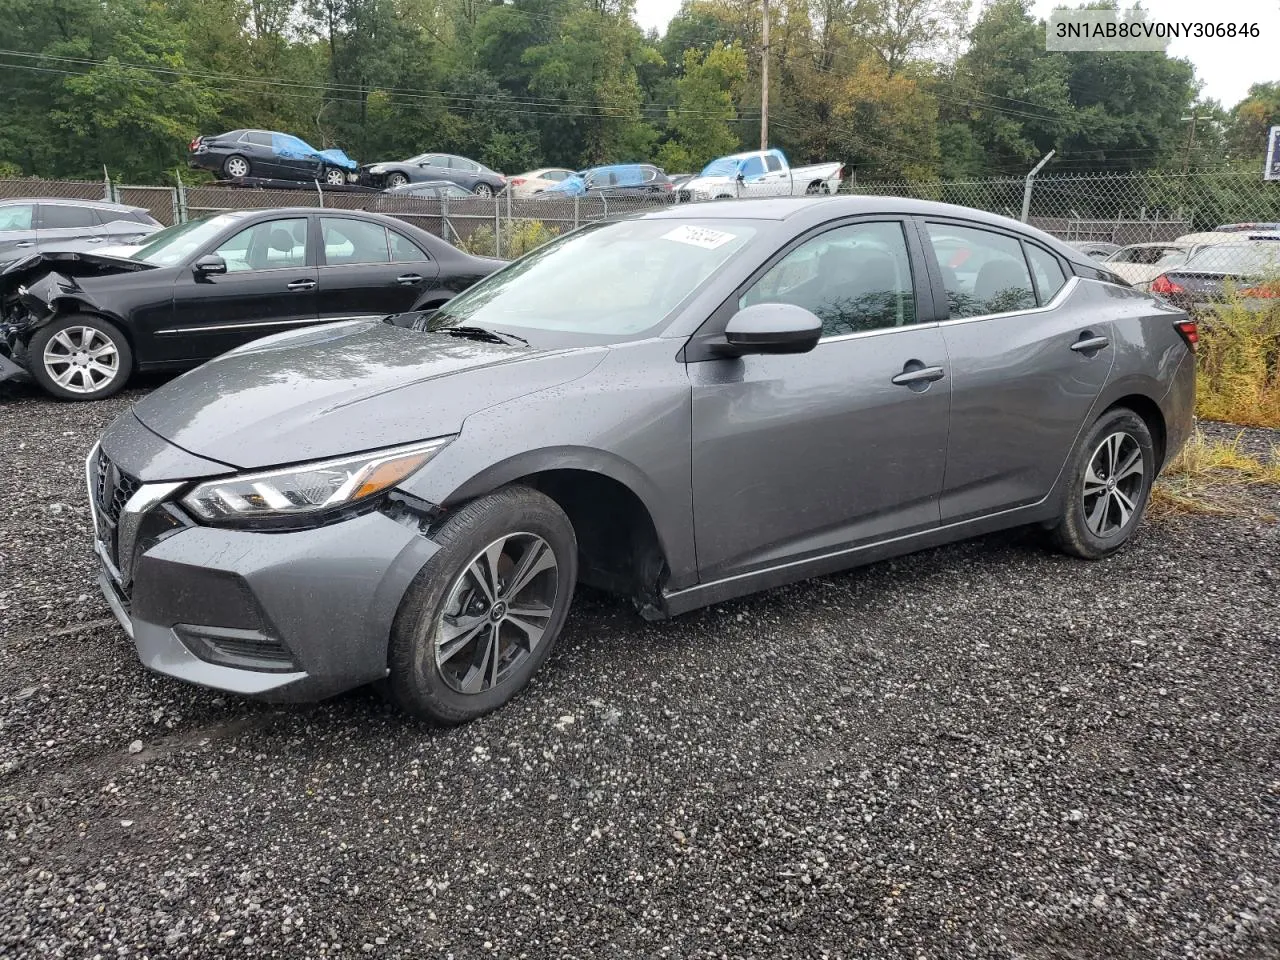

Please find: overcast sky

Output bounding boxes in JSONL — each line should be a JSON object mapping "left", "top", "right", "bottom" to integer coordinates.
{"left": 632, "top": 0, "right": 1277, "bottom": 108}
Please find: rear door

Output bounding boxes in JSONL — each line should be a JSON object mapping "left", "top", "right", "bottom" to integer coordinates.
{"left": 921, "top": 219, "right": 1114, "bottom": 522}
{"left": 761, "top": 152, "right": 792, "bottom": 195}
{"left": 690, "top": 217, "right": 950, "bottom": 581}
{"left": 315, "top": 216, "right": 439, "bottom": 321}
{"left": 161, "top": 216, "right": 317, "bottom": 362}
{"left": 0, "top": 202, "right": 37, "bottom": 263}
{"left": 34, "top": 202, "right": 104, "bottom": 253}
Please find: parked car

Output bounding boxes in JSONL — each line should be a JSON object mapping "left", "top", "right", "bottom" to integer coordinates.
{"left": 1065, "top": 240, "right": 1121, "bottom": 261}
{"left": 1150, "top": 237, "right": 1280, "bottom": 313}
{"left": 0, "top": 198, "right": 161, "bottom": 267}
{"left": 679, "top": 149, "right": 844, "bottom": 201}
{"left": 86, "top": 197, "right": 1194, "bottom": 723}
{"left": 1104, "top": 241, "right": 1195, "bottom": 289}
{"left": 0, "top": 209, "right": 500, "bottom": 400}
{"left": 544, "top": 164, "right": 673, "bottom": 197}
{"left": 1214, "top": 222, "right": 1280, "bottom": 232}
{"left": 188, "top": 130, "right": 359, "bottom": 185}
{"left": 379, "top": 181, "right": 477, "bottom": 200}
{"left": 508, "top": 168, "right": 577, "bottom": 198}
{"left": 359, "top": 154, "right": 507, "bottom": 197}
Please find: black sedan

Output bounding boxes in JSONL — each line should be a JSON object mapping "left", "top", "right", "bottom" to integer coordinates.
{"left": 189, "top": 130, "right": 359, "bottom": 186}
{"left": 0, "top": 209, "right": 502, "bottom": 400}
{"left": 1150, "top": 238, "right": 1280, "bottom": 314}
{"left": 359, "top": 154, "right": 507, "bottom": 197}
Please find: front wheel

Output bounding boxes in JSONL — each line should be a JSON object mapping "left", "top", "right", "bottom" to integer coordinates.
{"left": 387, "top": 485, "right": 577, "bottom": 724}
{"left": 323, "top": 167, "right": 347, "bottom": 186}
{"left": 472, "top": 182, "right": 494, "bottom": 199}
{"left": 387, "top": 172, "right": 409, "bottom": 188}
{"left": 28, "top": 315, "right": 133, "bottom": 401}
{"left": 1050, "top": 408, "right": 1155, "bottom": 559}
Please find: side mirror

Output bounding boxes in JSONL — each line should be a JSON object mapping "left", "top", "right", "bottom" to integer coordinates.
{"left": 192, "top": 254, "right": 227, "bottom": 277}
{"left": 720, "top": 302, "right": 821, "bottom": 355}
{"left": 736, "top": 171, "right": 746, "bottom": 181}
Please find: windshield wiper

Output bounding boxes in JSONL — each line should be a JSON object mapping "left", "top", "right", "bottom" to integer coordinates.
{"left": 439, "top": 325, "right": 529, "bottom": 346}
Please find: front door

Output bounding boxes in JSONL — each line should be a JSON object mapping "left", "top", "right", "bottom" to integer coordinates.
{"left": 316, "top": 217, "right": 440, "bottom": 321}
{"left": 158, "top": 216, "right": 317, "bottom": 362}
{"left": 690, "top": 219, "right": 951, "bottom": 582}
{"left": 920, "top": 220, "right": 1115, "bottom": 522}
{"left": 0, "top": 202, "right": 37, "bottom": 263}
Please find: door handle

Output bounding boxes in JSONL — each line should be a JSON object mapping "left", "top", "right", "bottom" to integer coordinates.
{"left": 287, "top": 279, "right": 317, "bottom": 291}
{"left": 1070, "top": 334, "right": 1110, "bottom": 353}
{"left": 396, "top": 274, "right": 424, "bottom": 285}
{"left": 15, "top": 241, "right": 34, "bottom": 248}
{"left": 85, "top": 237, "right": 104, "bottom": 243}
{"left": 891, "top": 364, "right": 946, "bottom": 387}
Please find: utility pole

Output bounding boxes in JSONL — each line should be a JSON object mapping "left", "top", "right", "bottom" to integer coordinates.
{"left": 1179, "top": 114, "right": 1200, "bottom": 174}
{"left": 759, "top": 0, "right": 769, "bottom": 150}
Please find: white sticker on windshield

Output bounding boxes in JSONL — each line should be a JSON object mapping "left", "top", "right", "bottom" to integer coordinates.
{"left": 661, "top": 225, "right": 737, "bottom": 250}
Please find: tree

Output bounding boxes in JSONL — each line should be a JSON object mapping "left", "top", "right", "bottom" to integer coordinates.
{"left": 656, "top": 42, "right": 746, "bottom": 172}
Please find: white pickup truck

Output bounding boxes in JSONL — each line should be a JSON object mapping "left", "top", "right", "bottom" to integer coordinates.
{"left": 678, "top": 149, "right": 845, "bottom": 202}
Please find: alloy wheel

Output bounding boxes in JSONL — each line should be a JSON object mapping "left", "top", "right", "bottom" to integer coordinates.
{"left": 43, "top": 326, "right": 120, "bottom": 395}
{"left": 389, "top": 173, "right": 408, "bottom": 187}
{"left": 473, "top": 183, "right": 494, "bottom": 198}
{"left": 225, "top": 157, "right": 249, "bottom": 178}
{"left": 1082, "top": 431, "right": 1144, "bottom": 538}
{"left": 433, "top": 532, "right": 559, "bottom": 695}
{"left": 325, "top": 168, "right": 346, "bottom": 186}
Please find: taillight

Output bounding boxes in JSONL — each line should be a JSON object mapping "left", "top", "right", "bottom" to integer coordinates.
{"left": 510, "top": 178, "right": 525, "bottom": 186}
{"left": 189, "top": 137, "right": 201, "bottom": 151}
{"left": 662, "top": 181, "right": 673, "bottom": 191}
{"left": 1150, "top": 274, "right": 1184, "bottom": 294}
{"left": 1174, "top": 320, "right": 1198, "bottom": 351}
{"left": 1240, "top": 283, "right": 1279, "bottom": 298}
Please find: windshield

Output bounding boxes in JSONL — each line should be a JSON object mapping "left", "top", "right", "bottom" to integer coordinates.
{"left": 1182, "top": 242, "right": 1280, "bottom": 274}
{"left": 428, "top": 218, "right": 758, "bottom": 342}
{"left": 699, "top": 158, "right": 741, "bottom": 177}
{"left": 126, "top": 215, "right": 244, "bottom": 266}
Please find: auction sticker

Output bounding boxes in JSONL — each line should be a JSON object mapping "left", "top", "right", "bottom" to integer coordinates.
{"left": 661, "top": 225, "right": 737, "bottom": 249}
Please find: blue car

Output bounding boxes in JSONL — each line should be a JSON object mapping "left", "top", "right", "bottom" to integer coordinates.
{"left": 544, "top": 163, "right": 673, "bottom": 197}
{"left": 189, "top": 129, "right": 359, "bottom": 186}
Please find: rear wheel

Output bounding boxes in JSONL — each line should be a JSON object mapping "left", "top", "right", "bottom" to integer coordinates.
{"left": 472, "top": 182, "right": 495, "bottom": 199}
{"left": 223, "top": 154, "right": 250, "bottom": 179}
{"left": 323, "top": 167, "right": 347, "bottom": 186}
{"left": 28, "top": 315, "right": 133, "bottom": 401}
{"left": 388, "top": 485, "right": 577, "bottom": 724}
{"left": 1050, "top": 408, "right": 1155, "bottom": 559}
{"left": 805, "top": 180, "right": 829, "bottom": 195}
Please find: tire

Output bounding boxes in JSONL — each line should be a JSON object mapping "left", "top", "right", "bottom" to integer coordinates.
{"left": 223, "top": 154, "right": 250, "bottom": 179}
{"left": 387, "top": 485, "right": 578, "bottom": 724}
{"left": 387, "top": 172, "right": 409, "bottom": 188}
{"left": 472, "top": 182, "right": 494, "bottom": 199}
{"left": 1050, "top": 407, "right": 1155, "bottom": 560}
{"left": 805, "top": 180, "right": 828, "bottom": 195}
{"left": 28, "top": 315, "right": 133, "bottom": 401}
{"left": 324, "top": 167, "right": 347, "bottom": 186}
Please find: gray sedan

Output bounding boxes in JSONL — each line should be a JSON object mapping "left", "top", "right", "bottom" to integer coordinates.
{"left": 89, "top": 197, "right": 1196, "bottom": 723}
{"left": 0, "top": 198, "right": 160, "bottom": 266}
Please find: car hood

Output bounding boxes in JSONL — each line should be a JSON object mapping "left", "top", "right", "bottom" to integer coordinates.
{"left": 318, "top": 148, "right": 358, "bottom": 171}
{"left": 682, "top": 174, "right": 735, "bottom": 194}
{"left": 130, "top": 320, "right": 606, "bottom": 470}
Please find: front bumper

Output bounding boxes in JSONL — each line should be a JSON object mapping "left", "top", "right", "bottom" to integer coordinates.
{"left": 88, "top": 441, "right": 441, "bottom": 701}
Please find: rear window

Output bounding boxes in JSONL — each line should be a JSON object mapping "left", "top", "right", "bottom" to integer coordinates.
{"left": 1183, "top": 242, "right": 1280, "bottom": 274}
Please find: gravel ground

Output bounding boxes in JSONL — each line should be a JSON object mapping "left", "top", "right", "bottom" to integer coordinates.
{"left": 1199, "top": 420, "right": 1280, "bottom": 463}
{"left": 2, "top": 380, "right": 1279, "bottom": 959}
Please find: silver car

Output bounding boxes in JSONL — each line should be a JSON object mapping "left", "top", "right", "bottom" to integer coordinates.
{"left": 0, "top": 198, "right": 161, "bottom": 266}
{"left": 89, "top": 198, "right": 1196, "bottom": 723}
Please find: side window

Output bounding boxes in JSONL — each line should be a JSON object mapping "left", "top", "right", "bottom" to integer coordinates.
{"left": 1025, "top": 244, "right": 1067, "bottom": 304}
{"left": 739, "top": 221, "right": 918, "bottom": 337}
{"left": 741, "top": 156, "right": 765, "bottom": 179}
{"left": 389, "top": 230, "right": 429, "bottom": 262}
{"left": 215, "top": 218, "right": 308, "bottom": 271}
{"left": 546, "top": 170, "right": 569, "bottom": 182}
{"left": 322, "top": 218, "right": 390, "bottom": 265}
{"left": 0, "top": 204, "right": 34, "bottom": 231}
{"left": 764, "top": 153, "right": 783, "bottom": 173}
{"left": 244, "top": 131, "right": 272, "bottom": 147}
{"left": 421, "top": 155, "right": 445, "bottom": 167}
{"left": 38, "top": 204, "right": 99, "bottom": 229}
{"left": 926, "top": 223, "right": 1035, "bottom": 318}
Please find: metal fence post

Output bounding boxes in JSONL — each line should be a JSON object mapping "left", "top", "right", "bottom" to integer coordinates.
{"left": 176, "top": 175, "right": 188, "bottom": 223}
{"left": 573, "top": 197, "right": 580, "bottom": 229}
{"left": 103, "top": 166, "right": 111, "bottom": 201}
{"left": 494, "top": 196, "right": 501, "bottom": 258}
{"left": 1020, "top": 150, "right": 1055, "bottom": 223}
{"left": 314, "top": 180, "right": 324, "bottom": 208}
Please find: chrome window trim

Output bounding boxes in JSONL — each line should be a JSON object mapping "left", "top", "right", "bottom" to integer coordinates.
{"left": 154, "top": 315, "right": 378, "bottom": 335}
{"left": 935, "top": 274, "right": 1079, "bottom": 328}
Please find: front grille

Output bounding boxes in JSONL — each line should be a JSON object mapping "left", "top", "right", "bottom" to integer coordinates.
{"left": 678, "top": 189, "right": 692, "bottom": 203}
{"left": 95, "top": 448, "right": 141, "bottom": 524}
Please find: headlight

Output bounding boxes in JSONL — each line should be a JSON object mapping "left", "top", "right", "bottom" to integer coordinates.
{"left": 182, "top": 438, "right": 452, "bottom": 523}
{"left": 368, "top": 165, "right": 386, "bottom": 174}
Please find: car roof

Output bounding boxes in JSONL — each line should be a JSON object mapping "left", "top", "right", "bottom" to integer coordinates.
{"left": 1118, "top": 240, "right": 1188, "bottom": 249}
{"left": 0, "top": 196, "right": 146, "bottom": 212}
{"left": 636, "top": 195, "right": 1093, "bottom": 267}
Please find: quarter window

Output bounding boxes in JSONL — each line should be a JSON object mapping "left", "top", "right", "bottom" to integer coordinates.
{"left": 740, "top": 221, "right": 918, "bottom": 336}
{"left": 765, "top": 153, "right": 783, "bottom": 173}
{"left": 389, "top": 230, "right": 428, "bottom": 262}
{"left": 926, "top": 224, "right": 1035, "bottom": 318}
{"left": 1025, "top": 244, "right": 1067, "bottom": 304}
{"left": 322, "top": 218, "right": 390, "bottom": 265}
{"left": 215, "top": 218, "right": 308, "bottom": 271}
